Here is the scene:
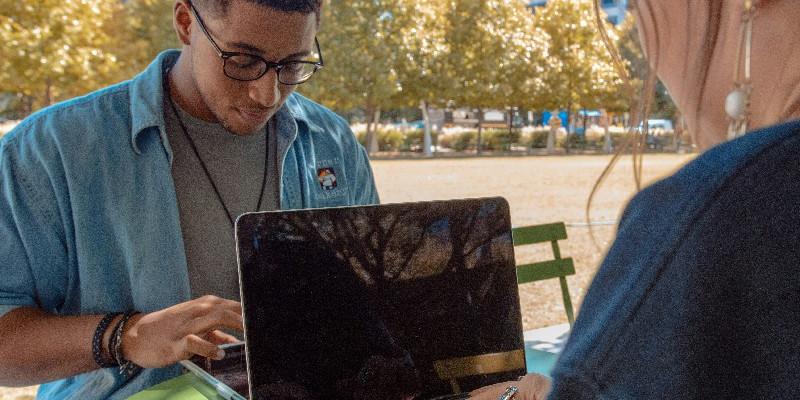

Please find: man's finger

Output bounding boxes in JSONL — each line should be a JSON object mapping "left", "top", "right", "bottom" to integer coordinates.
{"left": 186, "top": 296, "right": 242, "bottom": 318}
{"left": 205, "top": 330, "right": 241, "bottom": 345}
{"left": 188, "top": 309, "right": 244, "bottom": 334}
{"left": 184, "top": 334, "right": 225, "bottom": 360}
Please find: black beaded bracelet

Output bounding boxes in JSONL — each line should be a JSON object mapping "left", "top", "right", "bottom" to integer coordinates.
{"left": 92, "top": 312, "right": 122, "bottom": 369}
{"left": 110, "top": 311, "right": 142, "bottom": 378}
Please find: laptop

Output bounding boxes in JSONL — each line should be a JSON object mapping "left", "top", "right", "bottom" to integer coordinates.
{"left": 231, "top": 197, "right": 524, "bottom": 400}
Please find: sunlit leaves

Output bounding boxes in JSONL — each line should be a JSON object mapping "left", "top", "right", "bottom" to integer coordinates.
{"left": 0, "top": 0, "right": 177, "bottom": 109}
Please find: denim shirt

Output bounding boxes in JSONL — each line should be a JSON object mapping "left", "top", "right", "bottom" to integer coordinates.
{"left": 548, "top": 119, "right": 800, "bottom": 399}
{"left": 0, "top": 50, "right": 378, "bottom": 399}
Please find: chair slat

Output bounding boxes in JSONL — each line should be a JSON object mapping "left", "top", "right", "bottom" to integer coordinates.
{"left": 516, "top": 258, "right": 575, "bottom": 284}
{"left": 512, "top": 222, "right": 567, "bottom": 246}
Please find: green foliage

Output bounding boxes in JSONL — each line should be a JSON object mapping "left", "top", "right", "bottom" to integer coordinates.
{"left": 524, "top": 130, "right": 550, "bottom": 148}
{"left": 0, "top": 0, "right": 123, "bottom": 109}
{"left": 438, "top": 131, "right": 474, "bottom": 152}
{"left": 439, "top": 0, "right": 543, "bottom": 111}
{"left": 302, "top": 0, "right": 406, "bottom": 113}
{"left": 380, "top": 128, "right": 405, "bottom": 151}
{"left": 533, "top": 0, "right": 626, "bottom": 114}
{"left": 111, "top": 0, "right": 180, "bottom": 78}
{"left": 355, "top": 128, "right": 430, "bottom": 152}
{"left": 438, "top": 129, "right": 522, "bottom": 152}
{"left": 616, "top": 14, "right": 677, "bottom": 121}
{"left": 305, "top": 0, "right": 544, "bottom": 115}
{"left": 0, "top": 0, "right": 178, "bottom": 112}
{"left": 0, "top": 0, "right": 641, "bottom": 125}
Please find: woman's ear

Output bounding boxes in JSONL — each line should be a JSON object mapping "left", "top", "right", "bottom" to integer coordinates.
{"left": 173, "top": 0, "right": 193, "bottom": 46}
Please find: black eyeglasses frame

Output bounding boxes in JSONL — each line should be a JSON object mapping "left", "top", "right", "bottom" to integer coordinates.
{"left": 188, "top": 2, "right": 324, "bottom": 84}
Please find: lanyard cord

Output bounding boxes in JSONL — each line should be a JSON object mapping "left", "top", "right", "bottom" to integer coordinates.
{"left": 163, "top": 70, "right": 269, "bottom": 228}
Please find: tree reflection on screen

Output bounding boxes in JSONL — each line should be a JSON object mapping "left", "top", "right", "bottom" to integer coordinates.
{"left": 237, "top": 198, "right": 524, "bottom": 399}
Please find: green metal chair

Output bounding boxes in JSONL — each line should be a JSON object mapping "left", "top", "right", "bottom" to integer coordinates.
{"left": 512, "top": 222, "right": 576, "bottom": 326}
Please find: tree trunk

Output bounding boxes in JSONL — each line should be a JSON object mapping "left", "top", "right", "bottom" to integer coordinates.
{"left": 44, "top": 80, "right": 53, "bottom": 107}
{"left": 603, "top": 110, "right": 613, "bottom": 154}
{"left": 507, "top": 109, "right": 513, "bottom": 152}
{"left": 24, "top": 96, "right": 34, "bottom": 117}
{"left": 564, "top": 103, "right": 572, "bottom": 154}
{"left": 364, "top": 106, "right": 375, "bottom": 155}
{"left": 476, "top": 108, "right": 484, "bottom": 155}
{"left": 581, "top": 109, "right": 588, "bottom": 151}
{"left": 435, "top": 122, "right": 442, "bottom": 156}
{"left": 369, "top": 108, "right": 381, "bottom": 154}
{"left": 420, "top": 100, "right": 433, "bottom": 157}
{"left": 672, "top": 112, "right": 683, "bottom": 152}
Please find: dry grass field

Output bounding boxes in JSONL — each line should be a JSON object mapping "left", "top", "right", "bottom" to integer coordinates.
{"left": 371, "top": 154, "right": 695, "bottom": 330}
{"left": 0, "top": 153, "right": 694, "bottom": 399}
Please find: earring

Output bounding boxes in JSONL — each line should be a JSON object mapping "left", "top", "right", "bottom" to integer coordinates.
{"left": 726, "top": 0, "right": 755, "bottom": 140}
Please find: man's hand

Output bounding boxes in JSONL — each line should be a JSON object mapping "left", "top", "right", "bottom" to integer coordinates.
{"left": 469, "top": 374, "right": 552, "bottom": 400}
{"left": 122, "top": 295, "right": 243, "bottom": 368}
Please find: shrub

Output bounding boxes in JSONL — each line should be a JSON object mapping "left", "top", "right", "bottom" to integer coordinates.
{"left": 524, "top": 130, "right": 549, "bottom": 148}
{"left": 441, "top": 131, "right": 476, "bottom": 151}
{"left": 378, "top": 128, "right": 405, "bottom": 152}
{"left": 354, "top": 128, "right": 431, "bottom": 152}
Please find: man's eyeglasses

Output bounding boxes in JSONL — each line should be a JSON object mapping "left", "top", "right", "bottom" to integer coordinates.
{"left": 189, "top": 3, "right": 324, "bottom": 84}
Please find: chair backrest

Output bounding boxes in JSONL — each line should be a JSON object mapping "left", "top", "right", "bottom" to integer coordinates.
{"left": 432, "top": 349, "right": 526, "bottom": 394}
{"left": 512, "top": 222, "right": 575, "bottom": 325}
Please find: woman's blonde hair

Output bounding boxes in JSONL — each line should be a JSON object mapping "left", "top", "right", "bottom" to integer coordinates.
{"left": 586, "top": 0, "right": 724, "bottom": 247}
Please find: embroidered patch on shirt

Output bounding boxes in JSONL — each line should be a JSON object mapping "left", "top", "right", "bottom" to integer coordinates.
{"left": 317, "top": 168, "right": 337, "bottom": 191}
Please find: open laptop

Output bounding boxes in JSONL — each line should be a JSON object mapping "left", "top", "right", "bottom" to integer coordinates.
{"left": 232, "top": 197, "right": 525, "bottom": 400}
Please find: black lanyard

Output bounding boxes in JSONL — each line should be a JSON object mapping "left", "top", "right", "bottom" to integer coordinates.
{"left": 163, "top": 69, "right": 269, "bottom": 229}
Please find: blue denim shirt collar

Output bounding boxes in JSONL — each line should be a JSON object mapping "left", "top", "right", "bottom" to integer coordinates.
{"left": 129, "top": 51, "right": 172, "bottom": 159}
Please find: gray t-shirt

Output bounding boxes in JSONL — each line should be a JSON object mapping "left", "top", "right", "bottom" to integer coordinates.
{"left": 164, "top": 98, "right": 280, "bottom": 302}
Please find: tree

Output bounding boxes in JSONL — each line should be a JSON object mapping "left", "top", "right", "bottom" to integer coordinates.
{"left": 616, "top": 14, "right": 677, "bottom": 121}
{"left": 0, "top": 0, "right": 123, "bottom": 110}
{"left": 302, "top": 0, "right": 407, "bottom": 154}
{"left": 108, "top": 0, "right": 180, "bottom": 79}
{"left": 440, "top": 0, "right": 541, "bottom": 154}
{"left": 532, "top": 0, "right": 626, "bottom": 149}
{"left": 392, "top": 0, "right": 451, "bottom": 156}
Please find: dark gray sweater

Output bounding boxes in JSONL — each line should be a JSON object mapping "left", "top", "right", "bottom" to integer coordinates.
{"left": 550, "top": 119, "right": 800, "bottom": 399}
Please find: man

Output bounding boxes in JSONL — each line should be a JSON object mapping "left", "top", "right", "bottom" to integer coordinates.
{"left": 0, "top": 0, "right": 378, "bottom": 398}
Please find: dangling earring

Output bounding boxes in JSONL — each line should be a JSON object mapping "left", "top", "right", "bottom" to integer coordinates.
{"left": 726, "top": 0, "right": 756, "bottom": 140}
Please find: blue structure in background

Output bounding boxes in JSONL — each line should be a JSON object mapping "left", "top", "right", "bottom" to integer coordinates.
{"left": 542, "top": 111, "right": 569, "bottom": 129}
{"left": 527, "top": 0, "right": 628, "bottom": 25}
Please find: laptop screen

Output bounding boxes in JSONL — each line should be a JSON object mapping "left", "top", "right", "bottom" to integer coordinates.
{"left": 236, "top": 197, "right": 525, "bottom": 400}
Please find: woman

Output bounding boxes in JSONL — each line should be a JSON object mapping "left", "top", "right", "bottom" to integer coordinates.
{"left": 474, "top": 0, "right": 800, "bottom": 398}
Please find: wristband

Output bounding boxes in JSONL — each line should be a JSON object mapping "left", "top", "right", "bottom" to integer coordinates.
{"left": 92, "top": 312, "right": 122, "bottom": 368}
{"left": 110, "top": 310, "right": 143, "bottom": 378}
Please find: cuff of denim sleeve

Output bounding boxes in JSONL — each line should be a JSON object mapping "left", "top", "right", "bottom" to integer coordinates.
{"left": 0, "top": 303, "right": 29, "bottom": 319}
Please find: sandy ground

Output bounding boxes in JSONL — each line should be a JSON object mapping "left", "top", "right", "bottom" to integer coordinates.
{"left": 0, "top": 153, "right": 693, "bottom": 399}
{"left": 371, "top": 154, "right": 695, "bottom": 330}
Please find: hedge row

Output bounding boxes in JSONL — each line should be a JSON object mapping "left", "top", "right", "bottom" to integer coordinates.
{"left": 356, "top": 128, "right": 679, "bottom": 152}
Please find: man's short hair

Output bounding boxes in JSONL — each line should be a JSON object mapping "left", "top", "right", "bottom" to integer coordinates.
{"left": 196, "top": 0, "right": 322, "bottom": 17}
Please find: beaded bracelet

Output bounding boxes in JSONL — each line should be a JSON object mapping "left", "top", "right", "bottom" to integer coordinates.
{"left": 110, "top": 310, "right": 143, "bottom": 378}
{"left": 92, "top": 312, "right": 122, "bottom": 368}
